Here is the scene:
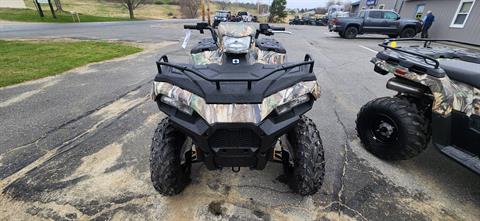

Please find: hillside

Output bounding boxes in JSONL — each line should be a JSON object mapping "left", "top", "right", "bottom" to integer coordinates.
{"left": 22, "top": 0, "right": 259, "bottom": 20}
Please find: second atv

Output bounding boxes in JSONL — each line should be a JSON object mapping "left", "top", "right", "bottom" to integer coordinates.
{"left": 150, "top": 22, "right": 325, "bottom": 196}
{"left": 357, "top": 39, "right": 480, "bottom": 174}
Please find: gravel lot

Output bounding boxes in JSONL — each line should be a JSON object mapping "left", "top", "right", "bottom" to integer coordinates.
{"left": 0, "top": 21, "right": 479, "bottom": 220}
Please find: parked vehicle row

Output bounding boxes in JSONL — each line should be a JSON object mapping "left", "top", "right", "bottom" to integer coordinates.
{"left": 213, "top": 10, "right": 257, "bottom": 27}
{"left": 289, "top": 16, "right": 328, "bottom": 26}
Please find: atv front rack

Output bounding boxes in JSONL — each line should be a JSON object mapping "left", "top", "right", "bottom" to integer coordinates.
{"left": 156, "top": 54, "right": 315, "bottom": 91}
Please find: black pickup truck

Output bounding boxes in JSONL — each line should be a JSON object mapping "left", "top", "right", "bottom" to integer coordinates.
{"left": 329, "top": 10, "right": 422, "bottom": 39}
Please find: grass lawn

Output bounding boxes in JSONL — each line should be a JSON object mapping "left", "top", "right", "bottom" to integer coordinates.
{"left": 0, "top": 8, "right": 131, "bottom": 23}
{"left": 0, "top": 40, "right": 143, "bottom": 87}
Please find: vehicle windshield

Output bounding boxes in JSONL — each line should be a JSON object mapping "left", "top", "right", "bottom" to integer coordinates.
{"left": 216, "top": 12, "right": 229, "bottom": 17}
{"left": 217, "top": 22, "right": 257, "bottom": 38}
{"left": 358, "top": 11, "right": 365, "bottom": 18}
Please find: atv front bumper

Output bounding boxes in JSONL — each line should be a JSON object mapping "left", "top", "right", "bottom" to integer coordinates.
{"left": 156, "top": 99, "right": 314, "bottom": 170}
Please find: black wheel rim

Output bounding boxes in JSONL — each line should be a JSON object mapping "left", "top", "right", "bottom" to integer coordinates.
{"left": 367, "top": 114, "right": 399, "bottom": 144}
{"left": 347, "top": 28, "right": 356, "bottom": 38}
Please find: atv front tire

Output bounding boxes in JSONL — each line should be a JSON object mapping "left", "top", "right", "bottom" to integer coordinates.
{"left": 150, "top": 118, "right": 192, "bottom": 196}
{"left": 283, "top": 116, "right": 325, "bottom": 196}
{"left": 356, "top": 97, "right": 428, "bottom": 160}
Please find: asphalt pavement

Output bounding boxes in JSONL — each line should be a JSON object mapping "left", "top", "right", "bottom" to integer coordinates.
{"left": 0, "top": 21, "right": 478, "bottom": 221}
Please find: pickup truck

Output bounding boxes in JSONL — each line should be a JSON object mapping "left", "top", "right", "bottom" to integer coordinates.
{"left": 329, "top": 10, "right": 422, "bottom": 39}
{"left": 237, "top": 11, "right": 252, "bottom": 22}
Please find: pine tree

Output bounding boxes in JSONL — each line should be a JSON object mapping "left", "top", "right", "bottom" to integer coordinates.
{"left": 269, "top": 0, "right": 287, "bottom": 22}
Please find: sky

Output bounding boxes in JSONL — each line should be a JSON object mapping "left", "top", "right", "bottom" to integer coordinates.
{"left": 236, "top": 0, "right": 339, "bottom": 9}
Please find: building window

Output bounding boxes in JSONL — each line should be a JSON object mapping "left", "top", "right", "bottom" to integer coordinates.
{"left": 415, "top": 4, "right": 425, "bottom": 19}
{"left": 366, "top": 0, "right": 377, "bottom": 6}
{"left": 378, "top": 4, "right": 385, "bottom": 9}
{"left": 450, "top": 0, "right": 476, "bottom": 28}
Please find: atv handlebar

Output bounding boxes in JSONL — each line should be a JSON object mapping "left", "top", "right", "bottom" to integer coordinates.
{"left": 256, "top": 24, "right": 287, "bottom": 38}
{"left": 184, "top": 25, "right": 198, "bottom": 29}
{"left": 184, "top": 23, "right": 218, "bottom": 44}
{"left": 183, "top": 22, "right": 288, "bottom": 44}
{"left": 270, "top": 26, "right": 285, "bottom": 31}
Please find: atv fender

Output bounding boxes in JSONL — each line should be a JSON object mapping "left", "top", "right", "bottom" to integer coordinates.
{"left": 373, "top": 59, "right": 480, "bottom": 118}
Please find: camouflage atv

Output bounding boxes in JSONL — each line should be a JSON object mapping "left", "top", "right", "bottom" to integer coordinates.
{"left": 150, "top": 22, "right": 325, "bottom": 196}
{"left": 357, "top": 39, "right": 480, "bottom": 174}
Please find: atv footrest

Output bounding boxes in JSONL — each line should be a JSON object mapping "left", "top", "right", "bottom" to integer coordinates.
{"left": 439, "top": 145, "right": 480, "bottom": 174}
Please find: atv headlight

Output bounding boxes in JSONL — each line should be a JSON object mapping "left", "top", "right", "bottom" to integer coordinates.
{"left": 153, "top": 81, "right": 319, "bottom": 124}
{"left": 223, "top": 36, "right": 251, "bottom": 54}
{"left": 161, "top": 96, "right": 194, "bottom": 115}
{"left": 275, "top": 94, "right": 310, "bottom": 115}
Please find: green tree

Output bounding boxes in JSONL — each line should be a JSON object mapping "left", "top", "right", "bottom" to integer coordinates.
{"left": 269, "top": 0, "right": 287, "bottom": 22}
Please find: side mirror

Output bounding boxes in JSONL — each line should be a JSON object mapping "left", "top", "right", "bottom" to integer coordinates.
{"left": 396, "top": 16, "right": 401, "bottom": 20}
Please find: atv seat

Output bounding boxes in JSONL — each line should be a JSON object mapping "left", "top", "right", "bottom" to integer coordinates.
{"left": 440, "top": 59, "right": 480, "bottom": 88}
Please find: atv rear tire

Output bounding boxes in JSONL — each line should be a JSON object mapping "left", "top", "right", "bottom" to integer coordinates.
{"left": 283, "top": 116, "right": 325, "bottom": 196}
{"left": 150, "top": 118, "right": 192, "bottom": 196}
{"left": 356, "top": 97, "right": 428, "bottom": 160}
{"left": 344, "top": 26, "right": 358, "bottom": 39}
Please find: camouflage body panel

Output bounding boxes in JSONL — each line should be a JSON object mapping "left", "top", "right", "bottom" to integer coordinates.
{"left": 217, "top": 22, "right": 257, "bottom": 38}
{"left": 191, "top": 50, "right": 223, "bottom": 65}
{"left": 451, "top": 80, "right": 480, "bottom": 116}
{"left": 152, "top": 81, "right": 320, "bottom": 124}
{"left": 253, "top": 48, "right": 287, "bottom": 65}
{"left": 373, "top": 58, "right": 480, "bottom": 117}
